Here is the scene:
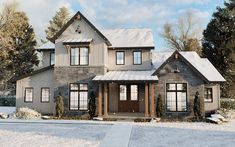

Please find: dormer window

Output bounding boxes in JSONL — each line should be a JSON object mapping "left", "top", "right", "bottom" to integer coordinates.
{"left": 133, "top": 51, "right": 142, "bottom": 65}
{"left": 70, "top": 47, "right": 89, "bottom": 66}
{"left": 116, "top": 51, "right": 125, "bottom": 65}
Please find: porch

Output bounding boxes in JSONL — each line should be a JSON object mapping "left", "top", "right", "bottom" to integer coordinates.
{"left": 93, "top": 70, "right": 158, "bottom": 118}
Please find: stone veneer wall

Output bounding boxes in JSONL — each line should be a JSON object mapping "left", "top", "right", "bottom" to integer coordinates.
{"left": 54, "top": 66, "right": 107, "bottom": 116}
{"left": 155, "top": 58, "right": 205, "bottom": 117}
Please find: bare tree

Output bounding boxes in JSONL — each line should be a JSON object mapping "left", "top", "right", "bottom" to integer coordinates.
{"left": 161, "top": 11, "right": 202, "bottom": 54}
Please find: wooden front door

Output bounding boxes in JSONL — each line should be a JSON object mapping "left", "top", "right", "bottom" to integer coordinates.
{"left": 118, "top": 84, "right": 139, "bottom": 112}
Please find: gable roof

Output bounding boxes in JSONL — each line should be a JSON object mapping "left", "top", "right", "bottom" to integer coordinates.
{"left": 8, "top": 65, "right": 54, "bottom": 83}
{"left": 37, "top": 41, "right": 55, "bottom": 51}
{"left": 152, "top": 51, "right": 226, "bottom": 82}
{"left": 102, "top": 28, "right": 154, "bottom": 48}
{"left": 51, "top": 11, "right": 111, "bottom": 46}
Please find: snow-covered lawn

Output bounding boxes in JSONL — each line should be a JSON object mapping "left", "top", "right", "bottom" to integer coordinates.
{"left": 0, "top": 119, "right": 235, "bottom": 147}
{"left": 0, "top": 106, "right": 15, "bottom": 114}
{"left": 130, "top": 121, "right": 235, "bottom": 147}
{"left": 0, "top": 122, "right": 111, "bottom": 147}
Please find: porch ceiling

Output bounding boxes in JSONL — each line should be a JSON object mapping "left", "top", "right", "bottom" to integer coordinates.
{"left": 93, "top": 70, "right": 158, "bottom": 82}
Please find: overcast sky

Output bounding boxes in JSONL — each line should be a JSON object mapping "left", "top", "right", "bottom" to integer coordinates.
{"left": 1, "top": 0, "right": 224, "bottom": 51}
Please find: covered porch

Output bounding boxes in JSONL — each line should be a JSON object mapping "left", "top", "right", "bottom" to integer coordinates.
{"left": 93, "top": 70, "right": 158, "bottom": 118}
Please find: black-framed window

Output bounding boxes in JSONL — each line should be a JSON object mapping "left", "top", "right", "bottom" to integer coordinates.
{"left": 116, "top": 51, "right": 125, "bottom": 65}
{"left": 119, "top": 85, "right": 127, "bottom": 101}
{"left": 25, "top": 87, "right": 33, "bottom": 102}
{"left": 133, "top": 51, "right": 142, "bottom": 65}
{"left": 69, "top": 83, "right": 88, "bottom": 110}
{"left": 50, "top": 52, "right": 55, "bottom": 65}
{"left": 205, "top": 88, "right": 213, "bottom": 102}
{"left": 41, "top": 88, "right": 50, "bottom": 102}
{"left": 70, "top": 47, "right": 89, "bottom": 66}
{"left": 130, "top": 85, "right": 138, "bottom": 101}
{"left": 166, "top": 83, "right": 187, "bottom": 112}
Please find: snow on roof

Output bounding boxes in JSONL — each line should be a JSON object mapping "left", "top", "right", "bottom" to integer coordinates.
{"left": 37, "top": 41, "right": 55, "bottom": 50}
{"left": 102, "top": 28, "right": 154, "bottom": 48}
{"left": 93, "top": 70, "right": 158, "bottom": 81}
{"left": 152, "top": 51, "right": 226, "bottom": 82}
{"left": 180, "top": 52, "right": 226, "bottom": 82}
{"left": 152, "top": 51, "right": 174, "bottom": 69}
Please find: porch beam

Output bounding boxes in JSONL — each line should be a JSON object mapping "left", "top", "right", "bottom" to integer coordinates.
{"left": 150, "top": 83, "right": 155, "bottom": 117}
{"left": 104, "top": 82, "right": 108, "bottom": 117}
{"left": 145, "top": 82, "right": 149, "bottom": 117}
{"left": 98, "top": 82, "right": 102, "bottom": 117}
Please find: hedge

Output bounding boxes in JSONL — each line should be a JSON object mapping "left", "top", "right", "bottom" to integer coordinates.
{"left": 221, "top": 100, "right": 235, "bottom": 110}
{"left": 0, "top": 95, "right": 16, "bottom": 106}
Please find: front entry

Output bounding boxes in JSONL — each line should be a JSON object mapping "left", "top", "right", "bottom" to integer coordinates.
{"left": 118, "top": 84, "right": 139, "bottom": 112}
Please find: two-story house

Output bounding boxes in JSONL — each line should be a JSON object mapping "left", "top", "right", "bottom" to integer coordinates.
{"left": 12, "top": 11, "right": 226, "bottom": 118}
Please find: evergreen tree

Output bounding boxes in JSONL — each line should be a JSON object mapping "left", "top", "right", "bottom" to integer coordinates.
{"left": 88, "top": 91, "right": 96, "bottom": 119}
{"left": 193, "top": 91, "right": 202, "bottom": 120}
{"left": 156, "top": 94, "right": 164, "bottom": 117}
{"left": 45, "top": 7, "right": 70, "bottom": 41}
{"left": 202, "top": 0, "right": 235, "bottom": 98}
{"left": 55, "top": 93, "right": 64, "bottom": 117}
{"left": 7, "top": 12, "right": 39, "bottom": 77}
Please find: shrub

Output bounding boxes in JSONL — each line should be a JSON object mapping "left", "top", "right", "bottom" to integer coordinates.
{"left": 88, "top": 91, "right": 96, "bottom": 118}
{"left": 134, "top": 118, "right": 151, "bottom": 122}
{"left": 55, "top": 93, "right": 64, "bottom": 118}
{"left": 15, "top": 107, "right": 41, "bottom": 119}
{"left": 221, "top": 100, "right": 235, "bottom": 110}
{"left": 156, "top": 94, "right": 164, "bottom": 117}
{"left": 193, "top": 91, "right": 202, "bottom": 119}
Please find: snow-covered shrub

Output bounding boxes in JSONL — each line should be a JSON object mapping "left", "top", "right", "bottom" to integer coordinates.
{"left": 15, "top": 107, "right": 41, "bottom": 119}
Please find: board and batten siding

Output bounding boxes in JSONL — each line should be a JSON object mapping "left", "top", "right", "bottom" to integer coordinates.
{"left": 108, "top": 49, "right": 152, "bottom": 70}
{"left": 55, "top": 18, "right": 108, "bottom": 67}
{"left": 16, "top": 69, "right": 55, "bottom": 114}
{"left": 204, "top": 84, "right": 220, "bottom": 112}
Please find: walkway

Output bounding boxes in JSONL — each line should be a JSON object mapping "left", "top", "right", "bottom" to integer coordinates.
{"left": 99, "top": 123, "right": 133, "bottom": 147}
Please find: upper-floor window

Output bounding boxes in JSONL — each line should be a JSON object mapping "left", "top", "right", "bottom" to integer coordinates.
{"left": 116, "top": 51, "right": 125, "bottom": 65}
{"left": 25, "top": 87, "right": 33, "bottom": 102}
{"left": 205, "top": 88, "right": 213, "bottom": 102}
{"left": 50, "top": 52, "right": 55, "bottom": 65}
{"left": 41, "top": 88, "right": 50, "bottom": 102}
{"left": 70, "top": 47, "right": 89, "bottom": 66}
{"left": 133, "top": 51, "right": 142, "bottom": 65}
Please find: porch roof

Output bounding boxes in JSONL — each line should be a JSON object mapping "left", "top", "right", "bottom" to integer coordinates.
{"left": 93, "top": 70, "right": 158, "bottom": 81}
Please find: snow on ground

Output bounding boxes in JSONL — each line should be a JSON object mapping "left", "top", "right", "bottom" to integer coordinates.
{"left": 0, "top": 106, "right": 15, "bottom": 114}
{"left": 0, "top": 122, "right": 111, "bottom": 147}
{"left": 130, "top": 120, "right": 235, "bottom": 147}
{"left": 0, "top": 119, "right": 235, "bottom": 147}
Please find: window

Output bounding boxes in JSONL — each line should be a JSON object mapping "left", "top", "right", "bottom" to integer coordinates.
{"left": 41, "top": 88, "right": 50, "bottom": 102}
{"left": 50, "top": 52, "right": 55, "bottom": 65}
{"left": 119, "top": 85, "right": 127, "bottom": 101}
{"left": 205, "top": 88, "right": 213, "bottom": 102}
{"left": 79, "top": 84, "right": 88, "bottom": 110}
{"left": 131, "top": 85, "right": 138, "bottom": 101}
{"left": 166, "top": 83, "right": 187, "bottom": 112}
{"left": 69, "top": 83, "right": 88, "bottom": 110}
{"left": 70, "top": 47, "right": 89, "bottom": 65}
{"left": 116, "top": 51, "right": 124, "bottom": 65}
{"left": 25, "top": 88, "right": 33, "bottom": 102}
{"left": 133, "top": 51, "right": 142, "bottom": 65}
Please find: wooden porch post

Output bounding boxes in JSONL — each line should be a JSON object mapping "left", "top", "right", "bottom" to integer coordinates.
{"left": 98, "top": 82, "right": 102, "bottom": 117}
{"left": 145, "top": 82, "right": 149, "bottom": 117}
{"left": 150, "top": 83, "right": 155, "bottom": 117}
{"left": 104, "top": 82, "right": 108, "bottom": 117}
